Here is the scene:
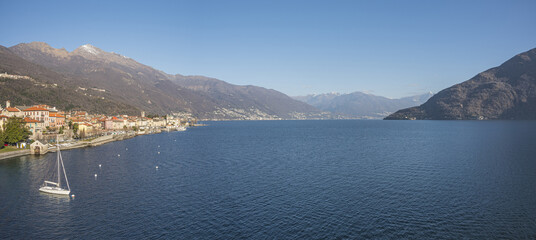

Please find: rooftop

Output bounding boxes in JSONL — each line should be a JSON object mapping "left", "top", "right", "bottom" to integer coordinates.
{"left": 24, "top": 117, "right": 40, "bottom": 123}
{"left": 23, "top": 106, "right": 49, "bottom": 111}
{"left": 5, "top": 107, "right": 20, "bottom": 112}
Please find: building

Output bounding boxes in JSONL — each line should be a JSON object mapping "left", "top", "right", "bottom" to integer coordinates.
{"left": 0, "top": 115, "right": 8, "bottom": 129}
{"left": 49, "top": 113, "right": 66, "bottom": 128}
{"left": 24, "top": 117, "right": 42, "bottom": 137}
{"left": 112, "top": 117, "right": 126, "bottom": 130}
{"left": 2, "top": 106, "right": 23, "bottom": 118}
{"left": 104, "top": 119, "right": 114, "bottom": 130}
{"left": 72, "top": 111, "right": 88, "bottom": 118}
{"left": 78, "top": 123, "right": 94, "bottom": 136}
{"left": 23, "top": 106, "right": 50, "bottom": 126}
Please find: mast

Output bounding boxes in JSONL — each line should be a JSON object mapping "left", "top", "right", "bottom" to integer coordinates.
{"left": 57, "top": 137, "right": 61, "bottom": 188}
{"left": 57, "top": 134, "right": 70, "bottom": 191}
{"left": 60, "top": 151, "right": 70, "bottom": 191}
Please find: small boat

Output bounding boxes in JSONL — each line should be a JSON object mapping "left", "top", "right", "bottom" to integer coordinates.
{"left": 39, "top": 138, "right": 71, "bottom": 195}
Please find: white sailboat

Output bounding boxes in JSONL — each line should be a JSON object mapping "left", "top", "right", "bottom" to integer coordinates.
{"left": 39, "top": 139, "right": 70, "bottom": 195}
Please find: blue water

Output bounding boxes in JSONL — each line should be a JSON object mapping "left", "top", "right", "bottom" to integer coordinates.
{"left": 1, "top": 120, "right": 536, "bottom": 239}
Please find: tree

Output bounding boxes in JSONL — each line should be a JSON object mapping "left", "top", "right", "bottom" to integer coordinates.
{"left": 3, "top": 117, "right": 31, "bottom": 144}
{"left": 132, "top": 126, "right": 138, "bottom": 131}
{"left": 0, "top": 129, "right": 5, "bottom": 148}
{"left": 72, "top": 123, "right": 79, "bottom": 138}
{"left": 59, "top": 126, "right": 64, "bottom": 134}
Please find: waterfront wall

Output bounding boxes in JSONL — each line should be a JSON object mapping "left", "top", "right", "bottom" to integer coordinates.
{"left": 0, "top": 150, "right": 31, "bottom": 160}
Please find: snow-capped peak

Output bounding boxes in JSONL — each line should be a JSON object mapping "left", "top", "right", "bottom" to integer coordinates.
{"left": 80, "top": 44, "right": 98, "bottom": 55}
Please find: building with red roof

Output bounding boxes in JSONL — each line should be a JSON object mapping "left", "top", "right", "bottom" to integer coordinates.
{"left": 24, "top": 117, "right": 44, "bottom": 136}
{"left": 23, "top": 106, "right": 50, "bottom": 126}
{"left": 2, "top": 107, "right": 23, "bottom": 118}
{"left": 49, "top": 112, "right": 66, "bottom": 128}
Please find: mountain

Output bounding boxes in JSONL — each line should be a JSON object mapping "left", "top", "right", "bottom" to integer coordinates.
{"left": 386, "top": 47, "right": 536, "bottom": 120}
{"left": 294, "top": 92, "right": 433, "bottom": 119}
{"left": 0, "top": 45, "right": 138, "bottom": 114}
{"left": 170, "top": 74, "right": 320, "bottom": 119}
{"left": 3, "top": 42, "right": 321, "bottom": 119}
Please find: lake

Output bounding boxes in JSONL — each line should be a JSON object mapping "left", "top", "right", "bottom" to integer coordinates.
{"left": 1, "top": 120, "right": 536, "bottom": 239}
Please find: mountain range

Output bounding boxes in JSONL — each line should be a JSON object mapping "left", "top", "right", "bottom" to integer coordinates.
{"left": 0, "top": 42, "right": 322, "bottom": 119}
{"left": 294, "top": 92, "right": 433, "bottom": 119}
{"left": 386, "top": 47, "right": 536, "bottom": 120}
{"left": 5, "top": 42, "right": 531, "bottom": 120}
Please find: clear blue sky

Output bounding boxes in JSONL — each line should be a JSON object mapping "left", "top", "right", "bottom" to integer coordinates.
{"left": 1, "top": 0, "right": 535, "bottom": 98}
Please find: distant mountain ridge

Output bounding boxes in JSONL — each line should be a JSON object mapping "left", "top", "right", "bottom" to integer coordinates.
{"left": 294, "top": 92, "right": 433, "bottom": 119}
{"left": 2, "top": 42, "right": 322, "bottom": 119}
{"left": 386, "top": 47, "right": 536, "bottom": 120}
{"left": 171, "top": 74, "right": 320, "bottom": 119}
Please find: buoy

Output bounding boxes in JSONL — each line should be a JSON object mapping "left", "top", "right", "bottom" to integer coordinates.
{"left": 156, "top": 166, "right": 159, "bottom": 169}
{"left": 126, "top": 148, "right": 128, "bottom": 150}
{"left": 71, "top": 194, "right": 75, "bottom": 198}
{"left": 95, "top": 173, "right": 98, "bottom": 177}
{"left": 99, "top": 164, "right": 102, "bottom": 168}
{"left": 158, "top": 152, "right": 160, "bottom": 154}
{"left": 118, "top": 154, "right": 120, "bottom": 157}
{"left": 158, "top": 145, "right": 160, "bottom": 148}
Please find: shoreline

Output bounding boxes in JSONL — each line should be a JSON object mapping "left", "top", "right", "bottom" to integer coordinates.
{"left": 0, "top": 149, "right": 31, "bottom": 160}
{"left": 0, "top": 128, "right": 187, "bottom": 161}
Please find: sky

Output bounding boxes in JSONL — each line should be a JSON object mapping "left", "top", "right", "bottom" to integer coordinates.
{"left": 0, "top": 0, "right": 535, "bottom": 98}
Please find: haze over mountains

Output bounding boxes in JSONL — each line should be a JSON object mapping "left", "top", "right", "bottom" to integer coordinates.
{"left": 386, "top": 47, "right": 536, "bottom": 120}
{"left": 294, "top": 92, "right": 433, "bottom": 119}
{"left": 1, "top": 42, "right": 322, "bottom": 119}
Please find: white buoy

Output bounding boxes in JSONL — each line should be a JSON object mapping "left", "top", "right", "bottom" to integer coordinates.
{"left": 99, "top": 164, "right": 102, "bottom": 168}
{"left": 71, "top": 194, "right": 75, "bottom": 198}
{"left": 118, "top": 154, "right": 120, "bottom": 157}
{"left": 156, "top": 166, "right": 159, "bottom": 169}
{"left": 158, "top": 145, "right": 160, "bottom": 148}
{"left": 158, "top": 152, "right": 160, "bottom": 154}
{"left": 126, "top": 148, "right": 128, "bottom": 150}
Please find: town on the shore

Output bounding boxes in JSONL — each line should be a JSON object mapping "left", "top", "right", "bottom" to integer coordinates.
{"left": 0, "top": 100, "right": 196, "bottom": 153}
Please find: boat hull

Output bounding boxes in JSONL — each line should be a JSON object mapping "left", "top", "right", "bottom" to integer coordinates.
{"left": 39, "top": 186, "right": 70, "bottom": 195}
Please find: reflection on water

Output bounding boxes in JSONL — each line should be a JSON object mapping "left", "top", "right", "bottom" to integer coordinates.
{"left": 38, "top": 192, "right": 72, "bottom": 219}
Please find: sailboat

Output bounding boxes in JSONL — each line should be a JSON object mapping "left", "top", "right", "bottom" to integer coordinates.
{"left": 39, "top": 138, "right": 71, "bottom": 195}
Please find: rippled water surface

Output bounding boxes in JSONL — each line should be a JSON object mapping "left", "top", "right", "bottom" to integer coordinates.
{"left": 1, "top": 120, "right": 536, "bottom": 239}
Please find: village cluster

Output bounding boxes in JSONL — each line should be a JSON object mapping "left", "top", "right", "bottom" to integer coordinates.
{"left": 0, "top": 100, "right": 192, "bottom": 142}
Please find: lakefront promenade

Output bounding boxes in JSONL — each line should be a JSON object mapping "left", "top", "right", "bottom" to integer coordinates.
{"left": 0, "top": 126, "right": 189, "bottom": 161}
